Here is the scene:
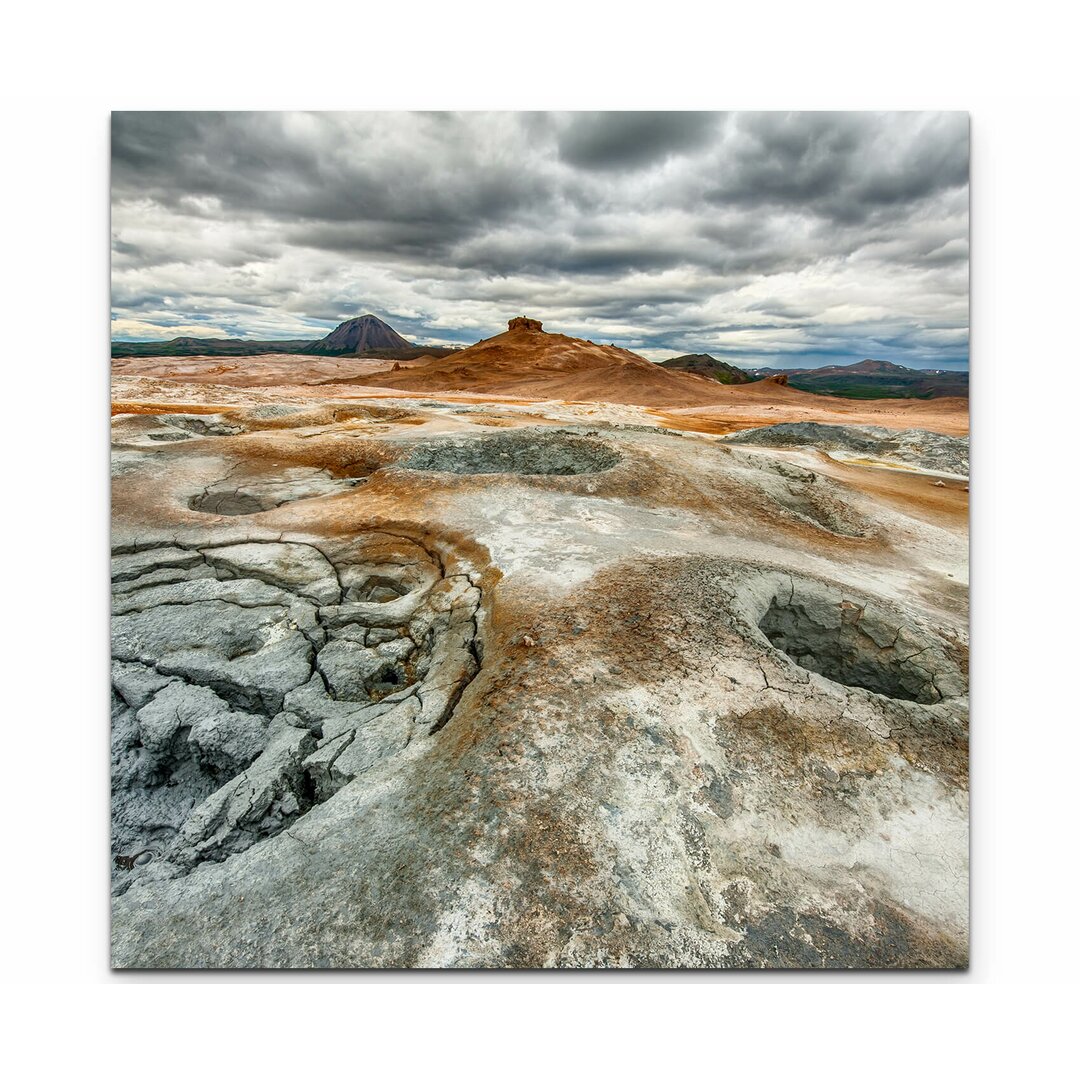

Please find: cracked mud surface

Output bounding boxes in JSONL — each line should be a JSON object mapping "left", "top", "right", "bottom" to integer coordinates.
{"left": 112, "top": 534, "right": 481, "bottom": 895}
{"left": 111, "top": 394, "right": 968, "bottom": 969}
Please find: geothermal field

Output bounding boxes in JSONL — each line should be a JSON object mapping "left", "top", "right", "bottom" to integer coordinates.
{"left": 111, "top": 317, "right": 969, "bottom": 968}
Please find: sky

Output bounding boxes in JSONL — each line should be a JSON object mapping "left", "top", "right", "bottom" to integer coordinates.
{"left": 111, "top": 111, "right": 969, "bottom": 369}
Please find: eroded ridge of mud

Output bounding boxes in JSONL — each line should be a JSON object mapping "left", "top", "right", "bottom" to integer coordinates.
{"left": 111, "top": 535, "right": 482, "bottom": 894}
{"left": 188, "top": 467, "right": 364, "bottom": 516}
{"left": 741, "top": 455, "right": 871, "bottom": 538}
{"left": 399, "top": 430, "right": 621, "bottom": 475}
{"left": 730, "top": 422, "right": 970, "bottom": 477}
{"left": 744, "top": 574, "right": 966, "bottom": 704}
{"left": 111, "top": 402, "right": 429, "bottom": 449}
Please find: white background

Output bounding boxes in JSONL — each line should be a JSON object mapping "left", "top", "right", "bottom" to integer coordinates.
{"left": 1, "top": 0, "right": 1076, "bottom": 1072}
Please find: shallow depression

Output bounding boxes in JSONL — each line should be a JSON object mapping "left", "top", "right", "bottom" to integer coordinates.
{"left": 399, "top": 430, "right": 621, "bottom": 475}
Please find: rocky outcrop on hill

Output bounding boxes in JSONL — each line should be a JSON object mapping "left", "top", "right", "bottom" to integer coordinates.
{"left": 507, "top": 316, "right": 543, "bottom": 332}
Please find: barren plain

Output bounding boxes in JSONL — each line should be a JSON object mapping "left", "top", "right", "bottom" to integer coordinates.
{"left": 111, "top": 320, "right": 969, "bottom": 968}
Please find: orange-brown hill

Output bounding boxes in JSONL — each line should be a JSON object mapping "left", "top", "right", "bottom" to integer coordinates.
{"left": 359, "top": 320, "right": 739, "bottom": 407}
{"left": 357, "top": 321, "right": 967, "bottom": 434}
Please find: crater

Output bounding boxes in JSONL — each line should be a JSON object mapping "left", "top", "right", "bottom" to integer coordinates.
{"left": 398, "top": 430, "right": 621, "bottom": 476}
{"left": 755, "top": 578, "right": 964, "bottom": 704}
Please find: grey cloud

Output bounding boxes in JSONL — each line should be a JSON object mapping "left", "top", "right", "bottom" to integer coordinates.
{"left": 111, "top": 111, "right": 968, "bottom": 368}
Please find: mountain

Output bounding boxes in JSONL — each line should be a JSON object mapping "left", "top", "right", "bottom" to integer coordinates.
{"left": 360, "top": 318, "right": 743, "bottom": 407}
{"left": 659, "top": 353, "right": 753, "bottom": 384}
{"left": 749, "top": 359, "right": 968, "bottom": 399}
{"left": 840, "top": 359, "right": 913, "bottom": 375}
{"left": 306, "top": 314, "right": 412, "bottom": 355}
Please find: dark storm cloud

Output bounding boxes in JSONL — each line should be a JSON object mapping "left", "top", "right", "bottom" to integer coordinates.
{"left": 556, "top": 111, "right": 719, "bottom": 171}
{"left": 111, "top": 111, "right": 969, "bottom": 367}
{"left": 112, "top": 112, "right": 551, "bottom": 233}
{"left": 704, "top": 112, "right": 969, "bottom": 225}
{"left": 452, "top": 233, "right": 689, "bottom": 278}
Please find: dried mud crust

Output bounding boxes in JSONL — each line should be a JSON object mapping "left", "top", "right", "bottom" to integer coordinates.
{"left": 398, "top": 430, "right": 621, "bottom": 475}
{"left": 111, "top": 533, "right": 483, "bottom": 895}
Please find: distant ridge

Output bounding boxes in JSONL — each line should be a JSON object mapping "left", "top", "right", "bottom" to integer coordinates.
{"left": 111, "top": 313, "right": 447, "bottom": 360}
{"left": 749, "top": 358, "right": 968, "bottom": 399}
{"left": 660, "top": 353, "right": 753, "bottom": 385}
{"left": 111, "top": 337, "right": 319, "bottom": 358}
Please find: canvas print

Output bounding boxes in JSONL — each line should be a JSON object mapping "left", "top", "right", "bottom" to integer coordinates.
{"left": 110, "top": 111, "right": 969, "bottom": 969}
